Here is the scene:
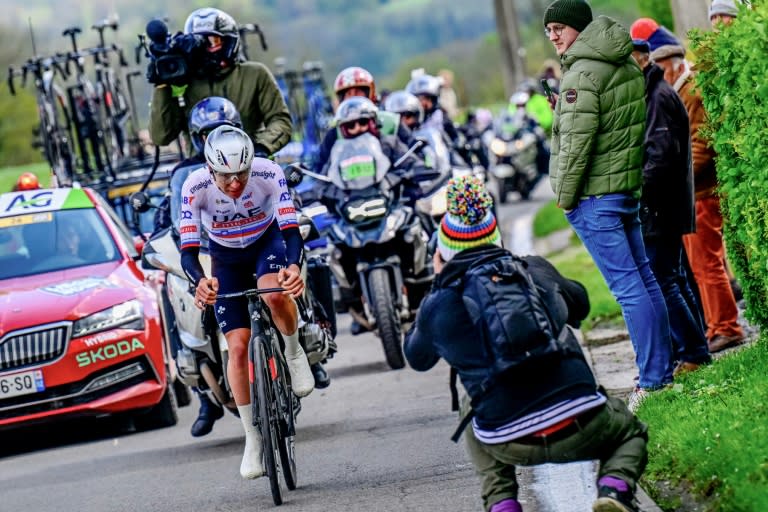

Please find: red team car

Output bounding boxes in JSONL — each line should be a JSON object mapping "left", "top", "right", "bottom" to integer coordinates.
{"left": 0, "top": 187, "right": 177, "bottom": 431}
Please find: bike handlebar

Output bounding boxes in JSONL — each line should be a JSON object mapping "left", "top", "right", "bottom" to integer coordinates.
{"left": 216, "top": 287, "right": 286, "bottom": 299}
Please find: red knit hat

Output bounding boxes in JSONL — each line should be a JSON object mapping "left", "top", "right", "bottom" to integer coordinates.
{"left": 630, "top": 18, "right": 659, "bottom": 41}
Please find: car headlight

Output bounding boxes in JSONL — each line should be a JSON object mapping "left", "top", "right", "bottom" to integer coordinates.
{"left": 72, "top": 300, "right": 145, "bottom": 338}
{"left": 490, "top": 138, "right": 509, "bottom": 156}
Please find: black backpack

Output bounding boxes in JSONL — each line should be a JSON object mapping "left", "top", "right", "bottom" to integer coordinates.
{"left": 448, "top": 251, "right": 583, "bottom": 441}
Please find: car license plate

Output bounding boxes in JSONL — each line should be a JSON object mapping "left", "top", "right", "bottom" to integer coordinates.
{"left": 0, "top": 369, "right": 45, "bottom": 399}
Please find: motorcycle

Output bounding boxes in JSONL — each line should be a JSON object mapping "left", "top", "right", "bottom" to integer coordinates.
{"left": 130, "top": 172, "right": 335, "bottom": 413}
{"left": 487, "top": 109, "right": 547, "bottom": 203}
{"left": 286, "top": 135, "right": 438, "bottom": 369}
{"left": 413, "top": 127, "right": 487, "bottom": 229}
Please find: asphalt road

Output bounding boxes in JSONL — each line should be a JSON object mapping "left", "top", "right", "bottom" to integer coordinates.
{"left": 0, "top": 181, "right": 607, "bottom": 512}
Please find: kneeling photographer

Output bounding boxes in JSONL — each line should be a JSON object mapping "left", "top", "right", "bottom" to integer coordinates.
{"left": 147, "top": 7, "right": 291, "bottom": 157}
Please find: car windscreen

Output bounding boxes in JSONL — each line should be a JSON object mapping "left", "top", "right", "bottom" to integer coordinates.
{"left": 0, "top": 208, "right": 121, "bottom": 279}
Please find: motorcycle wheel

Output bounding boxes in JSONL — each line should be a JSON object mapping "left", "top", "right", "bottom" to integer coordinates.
{"left": 368, "top": 268, "right": 405, "bottom": 370}
{"left": 492, "top": 175, "right": 508, "bottom": 204}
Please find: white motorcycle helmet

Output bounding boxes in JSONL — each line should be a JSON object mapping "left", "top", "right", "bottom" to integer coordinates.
{"left": 204, "top": 125, "right": 254, "bottom": 174}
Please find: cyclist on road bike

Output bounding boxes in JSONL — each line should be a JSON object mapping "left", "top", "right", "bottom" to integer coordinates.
{"left": 148, "top": 8, "right": 291, "bottom": 158}
{"left": 180, "top": 125, "right": 314, "bottom": 480}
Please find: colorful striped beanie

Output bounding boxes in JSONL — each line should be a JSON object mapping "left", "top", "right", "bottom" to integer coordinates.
{"left": 437, "top": 176, "right": 502, "bottom": 262}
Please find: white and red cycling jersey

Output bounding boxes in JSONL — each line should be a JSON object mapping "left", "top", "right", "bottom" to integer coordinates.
{"left": 178, "top": 157, "right": 298, "bottom": 251}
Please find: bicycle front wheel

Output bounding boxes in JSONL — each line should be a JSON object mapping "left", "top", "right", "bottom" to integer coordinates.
{"left": 251, "top": 335, "right": 283, "bottom": 506}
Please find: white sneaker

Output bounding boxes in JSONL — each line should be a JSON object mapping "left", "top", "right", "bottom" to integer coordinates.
{"left": 286, "top": 346, "right": 315, "bottom": 397}
{"left": 627, "top": 387, "right": 649, "bottom": 414}
{"left": 237, "top": 405, "right": 265, "bottom": 479}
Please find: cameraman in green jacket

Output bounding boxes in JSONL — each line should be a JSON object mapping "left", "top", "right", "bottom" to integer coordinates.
{"left": 148, "top": 8, "right": 292, "bottom": 157}
{"left": 544, "top": 0, "right": 674, "bottom": 413}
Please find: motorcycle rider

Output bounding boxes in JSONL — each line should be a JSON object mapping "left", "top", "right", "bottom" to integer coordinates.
{"left": 180, "top": 125, "right": 314, "bottom": 479}
{"left": 405, "top": 73, "right": 472, "bottom": 167}
{"left": 382, "top": 90, "right": 423, "bottom": 149}
{"left": 152, "top": 96, "right": 240, "bottom": 438}
{"left": 505, "top": 91, "right": 551, "bottom": 178}
{"left": 148, "top": 7, "right": 291, "bottom": 159}
{"left": 313, "top": 97, "right": 425, "bottom": 335}
{"left": 313, "top": 67, "right": 416, "bottom": 174}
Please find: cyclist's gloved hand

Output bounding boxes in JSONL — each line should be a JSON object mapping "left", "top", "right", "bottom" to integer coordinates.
{"left": 253, "top": 144, "right": 270, "bottom": 159}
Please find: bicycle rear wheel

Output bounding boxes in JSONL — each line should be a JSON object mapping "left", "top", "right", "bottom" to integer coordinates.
{"left": 250, "top": 335, "right": 283, "bottom": 505}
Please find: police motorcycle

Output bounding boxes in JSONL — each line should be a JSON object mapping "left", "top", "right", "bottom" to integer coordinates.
{"left": 285, "top": 134, "right": 439, "bottom": 370}
{"left": 487, "top": 92, "right": 547, "bottom": 203}
{"left": 129, "top": 166, "right": 335, "bottom": 414}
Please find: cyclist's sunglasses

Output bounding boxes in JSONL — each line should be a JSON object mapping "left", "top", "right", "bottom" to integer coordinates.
{"left": 212, "top": 169, "right": 250, "bottom": 184}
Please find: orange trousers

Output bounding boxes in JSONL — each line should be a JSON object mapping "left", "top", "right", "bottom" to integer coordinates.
{"left": 683, "top": 196, "right": 743, "bottom": 340}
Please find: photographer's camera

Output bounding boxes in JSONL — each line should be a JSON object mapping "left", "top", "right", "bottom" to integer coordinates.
{"left": 144, "top": 19, "right": 207, "bottom": 85}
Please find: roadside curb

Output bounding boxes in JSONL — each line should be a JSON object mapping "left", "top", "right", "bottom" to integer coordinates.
{"left": 532, "top": 222, "right": 663, "bottom": 512}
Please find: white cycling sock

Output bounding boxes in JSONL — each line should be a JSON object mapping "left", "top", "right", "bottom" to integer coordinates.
{"left": 237, "top": 404, "right": 265, "bottom": 479}
{"left": 283, "top": 329, "right": 314, "bottom": 397}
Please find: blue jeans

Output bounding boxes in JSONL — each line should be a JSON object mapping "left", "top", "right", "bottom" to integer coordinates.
{"left": 644, "top": 235, "right": 711, "bottom": 365}
{"left": 566, "top": 194, "right": 673, "bottom": 389}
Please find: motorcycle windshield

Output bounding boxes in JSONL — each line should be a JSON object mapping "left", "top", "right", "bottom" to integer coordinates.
{"left": 496, "top": 111, "right": 526, "bottom": 140}
{"left": 326, "top": 134, "right": 391, "bottom": 191}
{"left": 412, "top": 127, "right": 451, "bottom": 176}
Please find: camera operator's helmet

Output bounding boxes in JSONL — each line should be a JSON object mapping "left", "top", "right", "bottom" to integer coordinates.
{"left": 405, "top": 74, "right": 442, "bottom": 101}
{"left": 184, "top": 8, "right": 240, "bottom": 70}
{"left": 188, "top": 97, "right": 243, "bottom": 154}
{"left": 333, "top": 67, "right": 376, "bottom": 102}
{"left": 335, "top": 97, "right": 379, "bottom": 139}
{"left": 204, "top": 125, "right": 254, "bottom": 174}
{"left": 383, "top": 90, "right": 424, "bottom": 124}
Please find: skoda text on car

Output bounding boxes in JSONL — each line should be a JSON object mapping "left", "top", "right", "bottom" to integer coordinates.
{"left": 0, "top": 187, "right": 177, "bottom": 431}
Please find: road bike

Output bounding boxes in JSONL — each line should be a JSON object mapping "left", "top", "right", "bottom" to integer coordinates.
{"left": 217, "top": 286, "right": 300, "bottom": 506}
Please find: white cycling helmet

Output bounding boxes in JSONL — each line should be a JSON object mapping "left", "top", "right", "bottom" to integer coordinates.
{"left": 204, "top": 125, "right": 254, "bottom": 174}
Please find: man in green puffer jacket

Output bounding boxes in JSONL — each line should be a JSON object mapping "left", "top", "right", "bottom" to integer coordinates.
{"left": 544, "top": 2, "right": 674, "bottom": 510}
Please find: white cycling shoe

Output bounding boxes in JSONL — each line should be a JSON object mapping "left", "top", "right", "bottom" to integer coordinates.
{"left": 237, "top": 405, "right": 265, "bottom": 479}
{"left": 285, "top": 346, "right": 315, "bottom": 398}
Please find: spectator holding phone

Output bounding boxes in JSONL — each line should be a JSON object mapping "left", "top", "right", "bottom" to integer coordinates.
{"left": 544, "top": 0, "right": 674, "bottom": 411}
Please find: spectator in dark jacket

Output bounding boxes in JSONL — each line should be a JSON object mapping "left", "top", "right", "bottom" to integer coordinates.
{"left": 631, "top": 40, "right": 712, "bottom": 376}
{"left": 404, "top": 176, "right": 648, "bottom": 512}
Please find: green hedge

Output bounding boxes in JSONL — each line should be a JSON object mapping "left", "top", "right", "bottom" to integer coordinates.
{"left": 691, "top": 4, "right": 768, "bottom": 331}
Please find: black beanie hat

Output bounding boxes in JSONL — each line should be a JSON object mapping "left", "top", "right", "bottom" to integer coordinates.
{"left": 544, "top": 0, "right": 594, "bottom": 33}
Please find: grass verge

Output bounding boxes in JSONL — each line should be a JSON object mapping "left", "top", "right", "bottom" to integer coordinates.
{"left": 532, "top": 199, "right": 569, "bottom": 238}
{"left": 0, "top": 162, "right": 51, "bottom": 192}
{"left": 547, "top": 241, "right": 623, "bottom": 332}
{"left": 637, "top": 340, "right": 768, "bottom": 511}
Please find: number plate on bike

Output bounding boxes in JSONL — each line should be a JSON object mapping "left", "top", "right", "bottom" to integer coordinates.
{"left": 0, "top": 369, "right": 45, "bottom": 399}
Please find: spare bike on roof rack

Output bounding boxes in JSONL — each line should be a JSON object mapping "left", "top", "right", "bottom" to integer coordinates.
{"left": 8, "top": 52, "right": 76, "bottom": 187}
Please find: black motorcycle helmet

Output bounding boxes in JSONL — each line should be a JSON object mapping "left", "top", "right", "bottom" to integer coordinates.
{"left": 188, "top": 96, "right": 243, "bottom": 154}
{"left": 184, "top": 8, "right": 241, "bottom": 76}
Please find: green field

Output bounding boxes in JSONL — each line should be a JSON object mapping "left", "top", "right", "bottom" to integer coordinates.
{"left": 0, "top": 162, "right": 52, "bottom": 193}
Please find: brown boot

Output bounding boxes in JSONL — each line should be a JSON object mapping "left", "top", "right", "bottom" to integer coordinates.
{"left": 673, "top": 361, "right": 702, "bottom": 378}
{"left": 708, "top": 334, "right": 744, "bottom": 353}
